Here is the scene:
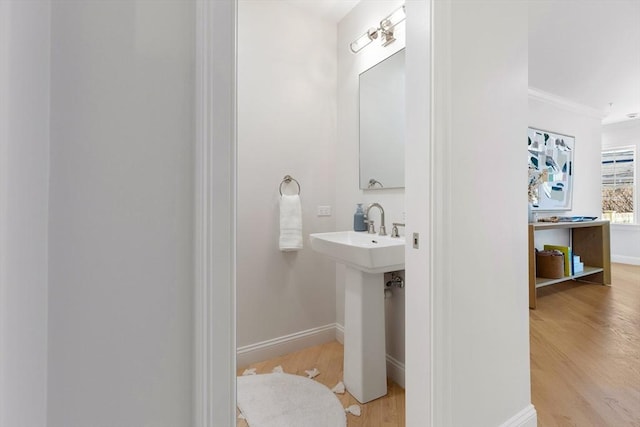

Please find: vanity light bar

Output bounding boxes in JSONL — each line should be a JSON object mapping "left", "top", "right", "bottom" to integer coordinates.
{"left": 349, "top": 4, "right": 406, "bottom": 54}
{"left": 350, "top": 28, "right": 379, "bottom": 53}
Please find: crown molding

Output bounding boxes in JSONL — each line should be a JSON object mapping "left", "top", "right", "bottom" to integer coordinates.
{"left": 528, "top": 87, "right": 606, "bottom": 120}
{"left": 601, "top": 115, "right": 640, "bottom": 126}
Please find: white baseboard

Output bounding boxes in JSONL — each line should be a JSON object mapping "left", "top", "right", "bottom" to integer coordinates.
{"left": 499, "top": 404, "right": 537, "bottom": 427}
{"left": 612, "top": 255, "right": 640, "bottom": 266}
{"left": 335, "top": 323, "right": 405, "bottom": 388}
{"left": 335, "top": 323, "right": 344, "bottom": 344}
{"left": 238, "top": 324, "right": 406, "bottom": 389}
{"left": 236, "top": 324, "right": 337, "bottom": 368}
{"left": 386, "top": 354, "right": 405, "bottom": 388}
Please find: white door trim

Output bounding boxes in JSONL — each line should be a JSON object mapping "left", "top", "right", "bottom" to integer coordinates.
{"left": 193, "top": 1, "right": 441, "bottom": 426}
{"left": 0, "top": 2, "right": 11, "bottom": 423}
{"left": 193, "top": 1, "right": 237, "bottom": 426}
{"left": 405, "top": 0, "right": 437, "bottom": 425}
{"left": 429, "top": 1, "right": 453, "bottom": 424}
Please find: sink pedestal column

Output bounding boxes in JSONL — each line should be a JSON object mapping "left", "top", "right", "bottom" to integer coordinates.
{"left": 343, "top": 265, "right": 387, "bottom": 403}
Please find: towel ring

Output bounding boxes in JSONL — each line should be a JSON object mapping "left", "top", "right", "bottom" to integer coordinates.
{"left": 279, "top": 175, "right": 301, "bottom": 196}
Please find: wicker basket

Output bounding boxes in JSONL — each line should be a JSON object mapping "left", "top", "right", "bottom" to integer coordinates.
{"left": 536, "top": 250, "right": 564, "bottom": 279}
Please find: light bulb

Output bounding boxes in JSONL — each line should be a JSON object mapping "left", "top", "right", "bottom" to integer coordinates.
{"left": 349, "top": 28, "right": 378, "bottom": 53}
{"left": 380, "top": 5, "right": 406, "bottom": 31}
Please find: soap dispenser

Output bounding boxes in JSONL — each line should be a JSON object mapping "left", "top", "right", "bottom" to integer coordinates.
{"left": 353, "top": 203, "right": 367, "bottom": 232}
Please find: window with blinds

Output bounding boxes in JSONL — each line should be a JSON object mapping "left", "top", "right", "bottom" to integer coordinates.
{"left": 602, "top": 147, "right": 635, "bottom": 224}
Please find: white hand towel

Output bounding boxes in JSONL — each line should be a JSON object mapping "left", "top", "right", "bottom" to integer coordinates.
{"left": 279, "top": 194, "right": 303, "bottom": 251}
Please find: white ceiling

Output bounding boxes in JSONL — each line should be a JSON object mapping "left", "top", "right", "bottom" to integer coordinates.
{"left": 529, "top": 0, "right": 640, "bottom": 124}
{"left": 283, "top": 0, "right": 359, "bottom": 23}
{"left": 282, "top": 0, "right": 640, "bottom": 124}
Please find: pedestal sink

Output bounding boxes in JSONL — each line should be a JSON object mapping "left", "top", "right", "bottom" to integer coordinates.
{"left": 309, "top": 231, "right": 405, "bottom": 403}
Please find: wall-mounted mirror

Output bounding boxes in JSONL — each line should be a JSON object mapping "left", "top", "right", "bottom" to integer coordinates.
{"left": 359, "top": 48, "right": 405, "bottom": 190}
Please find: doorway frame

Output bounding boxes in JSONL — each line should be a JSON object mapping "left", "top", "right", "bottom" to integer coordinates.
{"left": 193, "top": 1, "right": 237, "bottom": 426}
{"left": 193, "top": 1, "right": 437, "bottom": 426}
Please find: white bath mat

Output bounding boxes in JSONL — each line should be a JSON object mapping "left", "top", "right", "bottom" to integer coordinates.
{"left": 237, "top": 373, "right": 346, "bottom": 427}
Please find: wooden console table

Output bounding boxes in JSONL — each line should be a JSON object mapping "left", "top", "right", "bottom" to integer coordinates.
{"left": 528, "top": 220, "right": 611, "bottom": 309}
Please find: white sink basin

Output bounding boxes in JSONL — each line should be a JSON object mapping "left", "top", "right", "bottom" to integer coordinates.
{"left": 309, "top": 231, "right": 404, "bottom": 274}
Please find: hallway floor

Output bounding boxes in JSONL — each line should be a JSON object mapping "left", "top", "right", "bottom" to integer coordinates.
{"left": 531, "top": 263, "right": 640, "bottom": 426}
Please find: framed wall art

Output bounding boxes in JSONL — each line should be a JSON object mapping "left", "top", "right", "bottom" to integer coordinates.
{"left": 527, "top": 127, "right": 574, "bottom": 211}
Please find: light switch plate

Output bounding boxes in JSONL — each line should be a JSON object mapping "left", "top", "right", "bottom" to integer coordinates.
{"left": 317, "top": 205, "right": 332, "bottom": 216}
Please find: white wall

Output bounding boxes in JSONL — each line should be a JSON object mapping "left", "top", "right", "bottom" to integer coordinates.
{"left": 0, "top": 2, "right": 50, "bottom": 426}
{"left": 529, "top": 91, "right": 605, "bottom": 251}
{"left": 434, "top": 0, "right": 535, "bottom": 425}
{"left": 602, "top": 119, "right": 640, "bottom": 264}
{"left": 336, "top": 0, "right": 406, "bottom": 379}
{"left": 47, "top": 2, "right": 195, "bottom": 426}
{"left": 236, "top": 1, "right": 338, "bottom": 355}
{"left": 529, "top": 91, "right": 604, "bottom": 218}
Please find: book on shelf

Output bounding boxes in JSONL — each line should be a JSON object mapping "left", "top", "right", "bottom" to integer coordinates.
{"left": 537, "top": 216, "right": 598, "bottom": 223}
{"left": 573, "top": 255, "right": 584, "bottom": 273}
{"left": 556, "top": 216, "right": 598, "bottom": 222}
{"left": 544, "top": 244, "right": 572, "bottom": 276}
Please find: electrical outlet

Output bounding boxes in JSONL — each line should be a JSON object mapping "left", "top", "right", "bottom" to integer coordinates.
{"left": 317, "top": 205, "right": 332, "bottom": 216}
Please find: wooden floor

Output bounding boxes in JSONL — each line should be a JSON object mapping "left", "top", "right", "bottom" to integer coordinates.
{"left": 236, "top": 340, "right": 405, "bottom": 427}
{"left": 530, "top": 263, "right": 640, "bottom": 427}
{"left": 235, "top": 263, "right": 639, "bottom": 427}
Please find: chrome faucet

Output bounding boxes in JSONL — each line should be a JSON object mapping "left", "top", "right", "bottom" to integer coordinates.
{"left": 364, "top": 203, "right": 386, "bottom": 236}
{"left": 391, "top": 222, "right": 405, "bottom": 238}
